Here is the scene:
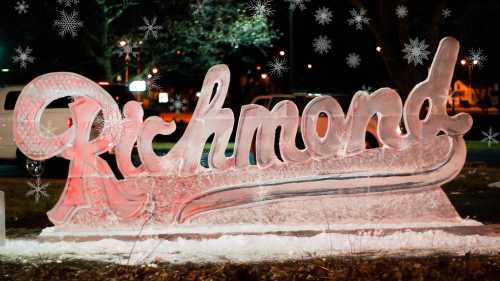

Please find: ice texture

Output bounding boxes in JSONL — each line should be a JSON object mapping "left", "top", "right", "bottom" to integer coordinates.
{"left": 12, "top": 37, "right": 473, "bottom": 231}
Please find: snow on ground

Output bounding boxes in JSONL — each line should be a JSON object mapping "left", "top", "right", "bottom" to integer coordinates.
{"left": 1, "top": 228, "right": 500, "bottom": 265}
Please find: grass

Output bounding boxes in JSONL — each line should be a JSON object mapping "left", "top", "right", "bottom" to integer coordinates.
{"left": 0, "top": 178, "right": 64, "bottom": 231}
{"left": 466, "top": 141, "right": 500, "bottom": 151}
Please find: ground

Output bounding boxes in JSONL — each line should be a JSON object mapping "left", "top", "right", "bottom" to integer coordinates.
{"left": 1, "top": 142, "right": 500, "bottom": 280}
{"left": 1, "top": 255, "right": 500, "bottom": 281}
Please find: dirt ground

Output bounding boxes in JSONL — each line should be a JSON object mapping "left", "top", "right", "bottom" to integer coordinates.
{"left": 1, "top": 255, "right": 500, "bottom": 281}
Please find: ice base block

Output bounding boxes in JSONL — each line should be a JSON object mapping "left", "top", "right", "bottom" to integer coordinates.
{"left": 38, "top": 221, "right": 500, "bottom": 243}
{"left": 38, "top": 185, "right": 479, "bottom": 242}
{"left": 187, "top": 186, "right": 461, "bottom": 225}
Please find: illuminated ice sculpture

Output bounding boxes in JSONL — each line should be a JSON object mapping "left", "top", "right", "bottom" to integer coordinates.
{"left": 13, "top": 37, "right": 472, "bottom": 230}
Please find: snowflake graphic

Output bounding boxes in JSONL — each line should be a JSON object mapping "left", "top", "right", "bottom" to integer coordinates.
{"left": 191, "top": 0, "right": 207, "bottom": 15}
{"left": 116, "top": 41, "right": 140, "bottom": 60}
{"left": 54, "top": 10, "right": 84, "bottom": 38}
{"left": 348, "top": 8, "right": 370, "bottom": 30}
{"left": 249, "top": 0, "right": 273, "bottom": 19}
{"left": 139, "top": 17, "right": 163, "bottom": 40}
{"left": 315, "top": 7, "right": 333, "bottom": 25}
{"left": 169, "top": 96, "right": 188, "bottom": 113}
{"left": 228, "top": 34, "right": 242, "bottom": 49}
{"left": 402, "top": 37, "right": 430, "bottom": 66}
{"left": 26, "top": 178, "right": 49, "bottom": 203}
{"left": 312, "top": 35, "right": 332, "bottom": 55}
{"left": 481, "top": 127, "right": 499, "bottom": 148}
{"left": 14, "top": 1, "right": 29, "bottom": 14}
{"left": 268, "top": 57, "right": 288, "bottom": 77}
{"left": 467, "top": 48, "right": 487, "bottom": 68}
{"left": 395, "top": 5, "right": 408, "bottom": 18}
{"left": 285, "top": 0, "right": 310, "bottom": 12}
{"left": 41, "top": 120, "right": 58, "bottom": 137}
{"left": 57, "top": 0, "right": 79, "bottom": 7}
{"left": 346, "top": 53, "right": 361, "bottom": 68}
{"left": 12, "top": 46, "right": 35, "bottom": 69}
{"left": 146, "top": 74, "right": 162, "bottom": 95}
{"left": 441, "top": 8, "right": 451, "bottom": 18}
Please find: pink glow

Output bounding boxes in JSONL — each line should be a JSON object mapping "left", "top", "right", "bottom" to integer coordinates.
{"left": 13, "top": 37, "right": 472, "bottom": 229}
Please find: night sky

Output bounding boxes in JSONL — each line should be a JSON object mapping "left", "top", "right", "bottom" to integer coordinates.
{"left": 1, "top": 0, "right": 499, "bottom": 100}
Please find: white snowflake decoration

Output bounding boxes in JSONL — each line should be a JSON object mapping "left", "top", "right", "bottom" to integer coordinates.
{"left": 395, "top": 5, "right": 408, "bottom": 18}
{"left": 54, "top": 10, "right": 84, "bottom": 38}
{"left": 481, "top": 127, "right": 499, "bottom": 148}
{"left": 147, "top": 75, "right": 162, "bottom": 95}
{"left": 268, "top": 57, "right": 288, "bottom": 77}
{"left": 285, "top": 0, "right": 310, "bottom": 12}
{"left": 191, "top": 0, "right": 207, "bottom": 15}
{"left": 41, "top": 120, "right": 58, "bottom": 137}
{"left": 346, "top": 53, "right": 361, "bottom": 68}
{"left": 467, "top": 48, "right": 487, "bottom": 68}
{"left": 26, "top": 178, "right": 49, "bottom": 203}
{"left": 312, "top": 35, "right": 332, "bottom": 55}
{"left": 15, "top": 1, "right": 29, "bottom": 14}
{"left": 116, "top": 42, "right": 140, "bottom": 60}
{"left": 441, "top": 8, "right": 451, "bottom": 18}
{"left": 12, "top": 46, "right": 35, "bottom": 69}
{"left": 315, "top": 7, "right": 333, "bottom": 25}
{"left": 139, "top": 17, "right": 163, "bottom": 40}
{"left": 249, "top": 0, "right": 273, "bottom": 19}
{"left": 402, "top": 37, "right": 430, "bottom": 66}
{"left": 169, "top": 96, "right": 188, "bottom": 113}
{"left": 348, "top": 8, "right": 370, "bottom": 30}
{"left": 57, "top": 0, "right": 79, "bottom": 7}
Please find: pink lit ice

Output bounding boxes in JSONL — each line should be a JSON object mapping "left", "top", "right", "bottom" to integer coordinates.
{"left": 12, "top": 37, "right": 472, "bottom": 230}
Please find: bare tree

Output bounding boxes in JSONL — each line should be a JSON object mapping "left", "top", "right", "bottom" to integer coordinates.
{"left": 350, "top": 0, "right": 448, "bottom": 97}
{"left": 84, "top": 0, "right": 139, "bottom": 80}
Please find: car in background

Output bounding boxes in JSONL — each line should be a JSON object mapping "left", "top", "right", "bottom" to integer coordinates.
{"left": 0, "top": 83, "right": 136, "bottom": 176}
{"left": 250, "top": 92, "right": 381, "bottom": 149}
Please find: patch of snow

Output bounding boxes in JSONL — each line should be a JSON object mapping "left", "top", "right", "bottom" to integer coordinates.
{"left": 1, "top": 227, "right": 499, "bottom": 265}
{"left": 488, "top": 181, "right": 500, "bottom": 188}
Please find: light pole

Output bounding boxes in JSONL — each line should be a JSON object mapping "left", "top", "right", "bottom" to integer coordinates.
{"left": 119, "top": 40, "right": 130, "bottom": 83}
{"left": 288, "top": 8, "right": 294, "bottom": 93}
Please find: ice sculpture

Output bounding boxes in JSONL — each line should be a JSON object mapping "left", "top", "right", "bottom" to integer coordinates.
{"left": 13, "top": 37, "right": 472, "bottom": 230}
